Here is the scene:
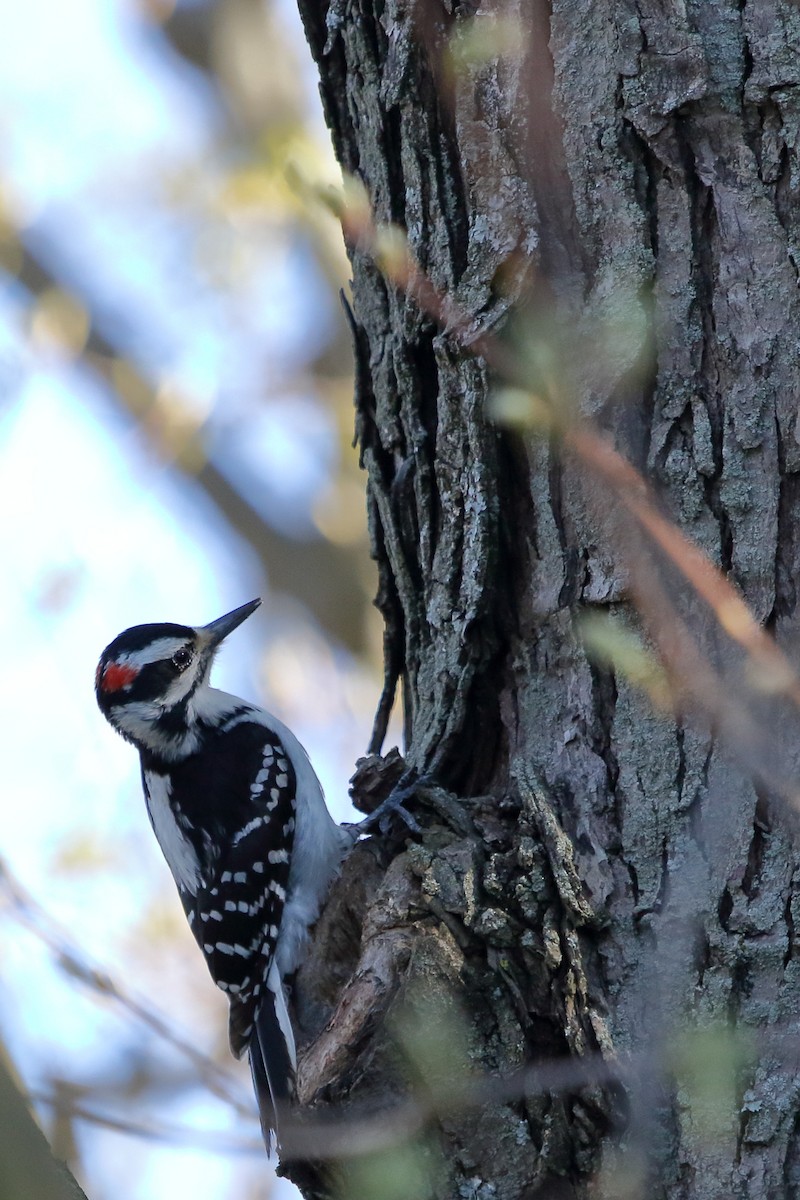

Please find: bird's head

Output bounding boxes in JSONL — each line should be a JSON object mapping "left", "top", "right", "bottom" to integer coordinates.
{"left": 95, "top": 598, "right": 261, "bottom": 756}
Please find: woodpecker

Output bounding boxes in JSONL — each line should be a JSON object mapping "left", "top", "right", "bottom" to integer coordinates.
{"left": 95, "top": 598, "right": 351, "bottom": 1152}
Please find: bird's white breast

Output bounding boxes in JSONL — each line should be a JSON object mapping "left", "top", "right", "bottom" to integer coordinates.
{"left": 143, "top": 769, "right": 201, "bottom": 894}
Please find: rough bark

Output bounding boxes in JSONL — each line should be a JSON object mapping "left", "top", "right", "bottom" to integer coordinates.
{"left": 288, "top": 1, "right": 800, "bottom": 1197}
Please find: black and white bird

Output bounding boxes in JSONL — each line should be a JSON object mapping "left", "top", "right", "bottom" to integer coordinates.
{"left": 95, "top": 598, "right": 351, "bottom": 1152}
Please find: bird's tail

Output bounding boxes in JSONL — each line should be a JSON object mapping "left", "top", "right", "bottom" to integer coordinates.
{"left": 249, "top": 959, "right": 297, "bottom": 1155}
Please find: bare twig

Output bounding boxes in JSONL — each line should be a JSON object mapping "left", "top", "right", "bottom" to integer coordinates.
{"left": 30, "top": 1089, "right": 263, "bottom": 1157}
{"left": 275, "top": 1049, "right": 628, "bottom": 1161}
{"left": 0, "top": 858, "right": 253, "bottom": 1119}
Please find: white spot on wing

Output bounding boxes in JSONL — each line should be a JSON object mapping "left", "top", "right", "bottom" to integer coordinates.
{"left": 232, "top": 816, "right": 263, "bottom": 845}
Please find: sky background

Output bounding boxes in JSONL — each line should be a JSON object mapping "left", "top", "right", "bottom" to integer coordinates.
{"left": 0, "top": 1, "right": 380, "bottom": 1196}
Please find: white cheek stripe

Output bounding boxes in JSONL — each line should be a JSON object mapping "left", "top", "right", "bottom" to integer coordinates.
{"left": 120, "top": 638, "right": 191, "bottom": 669}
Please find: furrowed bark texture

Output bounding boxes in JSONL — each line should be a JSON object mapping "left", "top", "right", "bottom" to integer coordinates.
{"left": 290, "top": 1, "right": 800, "bottom": 1197}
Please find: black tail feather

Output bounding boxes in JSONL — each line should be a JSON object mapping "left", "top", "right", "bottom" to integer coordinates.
{"left": 249, "top": 984, "right": 296, "bottom": 1155}
{"left": 249, "top": 1035, "right": 277, "bottom": 1156}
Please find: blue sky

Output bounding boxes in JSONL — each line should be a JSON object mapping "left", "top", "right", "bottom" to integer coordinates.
{"left": 0, "top": 1, "right": 370, "bottom": 1196}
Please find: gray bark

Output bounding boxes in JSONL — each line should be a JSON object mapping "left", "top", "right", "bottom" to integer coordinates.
{"left": 288, "top": 1, "right": 800, "bottom": 1197}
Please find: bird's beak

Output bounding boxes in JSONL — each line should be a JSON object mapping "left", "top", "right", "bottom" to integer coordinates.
{"left": 200, "top": 598, "right": 261, "bottom": 650}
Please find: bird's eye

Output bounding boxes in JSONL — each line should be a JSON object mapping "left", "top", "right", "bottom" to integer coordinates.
{"left": 172, "top": 647, "right": 193, "bottom": 671}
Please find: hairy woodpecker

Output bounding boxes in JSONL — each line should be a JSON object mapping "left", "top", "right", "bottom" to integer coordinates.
{"left": 95, "top": 598, "right": 350, "bottom": 1151}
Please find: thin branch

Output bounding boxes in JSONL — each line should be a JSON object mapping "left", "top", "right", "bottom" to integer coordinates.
{"left": 567, "top": 428, "right": 800, "bottom": 705}
{"left": 275, "top": 1049, "right": 628, "bottom": 1161}
{"left": 30, "top": 1090, "right": 263, "bottom": 1157}
{"left": 0, "top": 858, "right": 253, "bottom": 1120}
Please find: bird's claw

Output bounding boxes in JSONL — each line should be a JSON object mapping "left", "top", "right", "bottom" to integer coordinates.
{"left": 348, "top": 771, "right": 432, "bottom": 837}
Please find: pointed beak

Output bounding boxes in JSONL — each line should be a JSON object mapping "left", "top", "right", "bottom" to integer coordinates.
{"left": 200, "top": 598, "right": 261, "bottom": 650}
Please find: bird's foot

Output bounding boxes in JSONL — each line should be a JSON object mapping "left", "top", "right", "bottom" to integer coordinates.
{"left": 346, "top": 770, "right": 433, "bottom": 837}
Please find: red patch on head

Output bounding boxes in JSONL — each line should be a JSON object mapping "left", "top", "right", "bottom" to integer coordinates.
{"left": 100, "top": 662, "right": 140, "bottom": 694}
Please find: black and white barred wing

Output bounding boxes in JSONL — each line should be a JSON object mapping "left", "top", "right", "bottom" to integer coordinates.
{"left": 173, "top": 718, "right": 300, "bottom": 1147}
{"left": 195, "top": 850, "right": 285, "bottom": 1040}
{"left": 193, "top": 797, "right": 296, "bottom": 1057}
{"left": 192, "top": 759, "right": 297, "bottom": 1151}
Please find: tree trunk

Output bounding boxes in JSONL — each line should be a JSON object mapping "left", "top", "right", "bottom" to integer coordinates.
{"left": 287, "top": 2, "right": 800, "bottom": 1197}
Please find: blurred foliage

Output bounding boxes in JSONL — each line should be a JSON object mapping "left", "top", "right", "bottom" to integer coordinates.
{"left": 0, "top": 0, "right": 383, "bottom": 1196}
{"left": 336, "top": 1140, "right": 443, "bottom": 1200}
{"left": 579, "top": 612, "right": 672, "bottom": 711}
{"left": 331, "top": 989, "right": 464, "bottom": 1200}
{"left": 392, "top": 988, "right": 473, "bottom": 1111}
{"left": 669, "top": 1021, "right": 756, "bottom": 1148}
{"left": 4, "top": 0, "right": 374, "bottom": 649}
